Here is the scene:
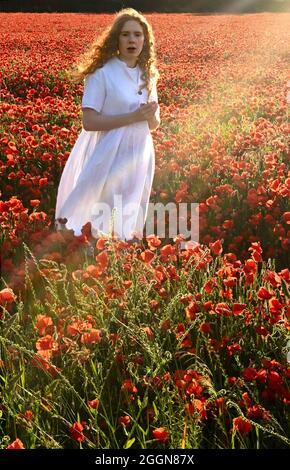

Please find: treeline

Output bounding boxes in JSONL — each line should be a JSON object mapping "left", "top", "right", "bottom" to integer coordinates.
{"left": 0, "top": 0, "right": 288, "bottom": 12}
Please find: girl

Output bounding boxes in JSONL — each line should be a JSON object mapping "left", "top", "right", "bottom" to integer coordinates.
{"left": 55, "top": 8, "right": 160, "bottom": 245}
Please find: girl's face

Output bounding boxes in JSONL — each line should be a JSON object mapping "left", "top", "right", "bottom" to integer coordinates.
{"left": 118, "top": 20, "right": 145, "bottom": 65}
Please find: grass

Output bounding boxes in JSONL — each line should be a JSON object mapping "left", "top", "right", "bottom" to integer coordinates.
{"left": 0, "top": 240, "right": 289, "bottom": 449}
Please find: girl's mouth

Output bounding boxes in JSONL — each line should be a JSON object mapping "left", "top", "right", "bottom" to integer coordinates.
{"left": 127, "top": 47, "right": 136, "bottom": 52}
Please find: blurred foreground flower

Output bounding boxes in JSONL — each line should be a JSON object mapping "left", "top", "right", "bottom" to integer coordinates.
{"left": 6, "top": 438, "right": 25, "bottom": 449}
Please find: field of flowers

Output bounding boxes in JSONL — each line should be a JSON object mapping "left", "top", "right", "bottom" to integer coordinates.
{"left": 0, "top": 12, "right": 289, "bottom": 449}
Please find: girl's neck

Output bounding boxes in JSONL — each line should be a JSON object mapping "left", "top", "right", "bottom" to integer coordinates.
{"left": 117, "top": 56, "right": 138, "bottom": 68}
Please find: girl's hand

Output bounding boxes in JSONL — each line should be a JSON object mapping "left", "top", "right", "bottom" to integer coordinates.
{"left": 133, "top": 101, "right": 158, "bottom": 122}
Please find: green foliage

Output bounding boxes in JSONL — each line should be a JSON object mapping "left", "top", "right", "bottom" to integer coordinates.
{"left": 0, "top": 242, "right": 289, "bottom": 448}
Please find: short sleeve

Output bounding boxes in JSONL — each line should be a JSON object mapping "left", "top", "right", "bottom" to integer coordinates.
{"left": 81, "top": 68, "right": 106, "bottom": 113}
{"left": 149, "top": 80, "right": 160, "bottom": 121}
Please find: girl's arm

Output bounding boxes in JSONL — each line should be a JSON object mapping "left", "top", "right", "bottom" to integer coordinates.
{"left": 83, "top": 102, "right": 158, "bottom": 132}
{"left": 82, "top": 108, "right": 140, "bottom": 131}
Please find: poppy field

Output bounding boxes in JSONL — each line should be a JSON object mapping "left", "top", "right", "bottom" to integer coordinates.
{"left": 0, "top": 12, "right": 289, "bottom": 449}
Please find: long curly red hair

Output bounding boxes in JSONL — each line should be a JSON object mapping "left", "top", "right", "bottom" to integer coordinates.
{"left": 68, "top": 8, "right": 159, "bottom": 97}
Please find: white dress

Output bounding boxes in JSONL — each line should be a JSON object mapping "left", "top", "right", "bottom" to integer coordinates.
{"left": 55, "top": 56, "right": 160, "bottom": 241}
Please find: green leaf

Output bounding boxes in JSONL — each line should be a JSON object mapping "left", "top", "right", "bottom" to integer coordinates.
{"left": 152, "top": 401, "right": 159, "bottom": 419}
{"left": 124, "top": 437, "right": 135, "bottom": 449}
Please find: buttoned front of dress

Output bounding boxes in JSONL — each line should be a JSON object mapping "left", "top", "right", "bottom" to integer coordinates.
{"left": 103, "top": 58, "right": 148, "bottom": 115}
{"left": 55, "top": 56, "right": 159, "bottom": 241}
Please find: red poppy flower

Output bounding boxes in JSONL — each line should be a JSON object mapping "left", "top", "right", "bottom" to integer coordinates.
{"left": 241, "top": 392, "right": 252, "bottom": 407}
{"left": 227, "top": 343, "right": 241, "bottom": 356}
{"left": 81, "top": 328, "right": 102, "bottom": 345}
{"left": 152, "top": 427, "right": 169, "bottom": 443}
{"left": 36, "top": 335, "right": 58, "bottom": 359}
{"left": 96, "top": 238, "right": 106, "bottom": 250}
{"left": 199, "top": 322, "right": 212, "bottom": 334}
{"left": 146, "top": 234, "right": 161, "bottom": 249}
{"left": 121, "top": 379, "right": 138, "bottom": 394}
{"left": 118, "top": 415, "right": 131, "bottom": 426}
{"left": 203, "top": 278, "right": 217, "bottom": 293}
{"left": 247, "top": 405, "right": 270, "bottom": 421}
{"left": 87, "top": 399, "right": 100, "bottom": 409}
{"left": 210, "top": 239, "right": 223, "bottom": 255}
{"left": 206, "top": 195, "right": 218, "bottom": 207}
{"left": 203, "top": 300, "right": 213, "bottom": 311}
{"left": 215, "top": 397, "right": 225, "bottom": 412}
{"left": 215, "top": 302, "right": 231, "bottom": 316}
{"left": 244, "top": 259, "right": 257, "bottom": 274}
{"left": 232, "top": 416, "right": 252, "bottom": 434}
{"left": 24, "top": 410, "right": 34, "bottom": 421}
{"left": 160, "top": 244, "right": 177, "bottom": 261}
{"left": 255, "top": 326, "right": 269, "bottom": 336}
{"left": 257, "top": 287, "right": 273, "bottom": 300}
{"left": 30, "top": 199, "right": 40, "bottom": 207}
{"left": 242, "top": 367, "right": 257, "bottom": 381}
{"left": 96, "top": 250, "right": 108, "bottom": 270}
{"left": 228, "top": 376, "right": 237, "bottom": 386}
{"left": 39, "top": 177, "right": 48, "bottom": 188}
{"left": 185, "top": 301, "right": 198, "bottom": 321}
{"left": 142, "top": 326, "right": 154, "bottom": 339}
{"left": 256, "top": 369, "right": 267, "bottom": 383}
{"left": 6, "top": 438, "right": 25, "bottom": 449}
{"left": 223, "top": 277, "right": 237, "bottom": 287}
{"left": 268, "top": 371, "right": 283, "bottom": 390}
{"left": 186, "top": 379, "right": 203, "bottom": 397}
{"left": 269, "top": 297, "right": 284, "bottom": 312}
{"left": 185, "top": 399, "right": 207, "bottom": 420}
{"left": 140, "top": 249, "right": 155, "bottom": 264}
{"left": 69, "top": 422, "right": 85, "bottom": 442}
{"left": 0, "top": 288, "right": 16, "bottom": 304}
{"left": 282, "top": 212, "right": 290, "bottom": 224}
{"left": 232, "top": 303, "right": 247, "bottom": 315}
{"left": 248, "top": 242, "right": 263, "bottom": 262}
{"left": 35, "top": 315, "right": 53, "bottom": 335}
